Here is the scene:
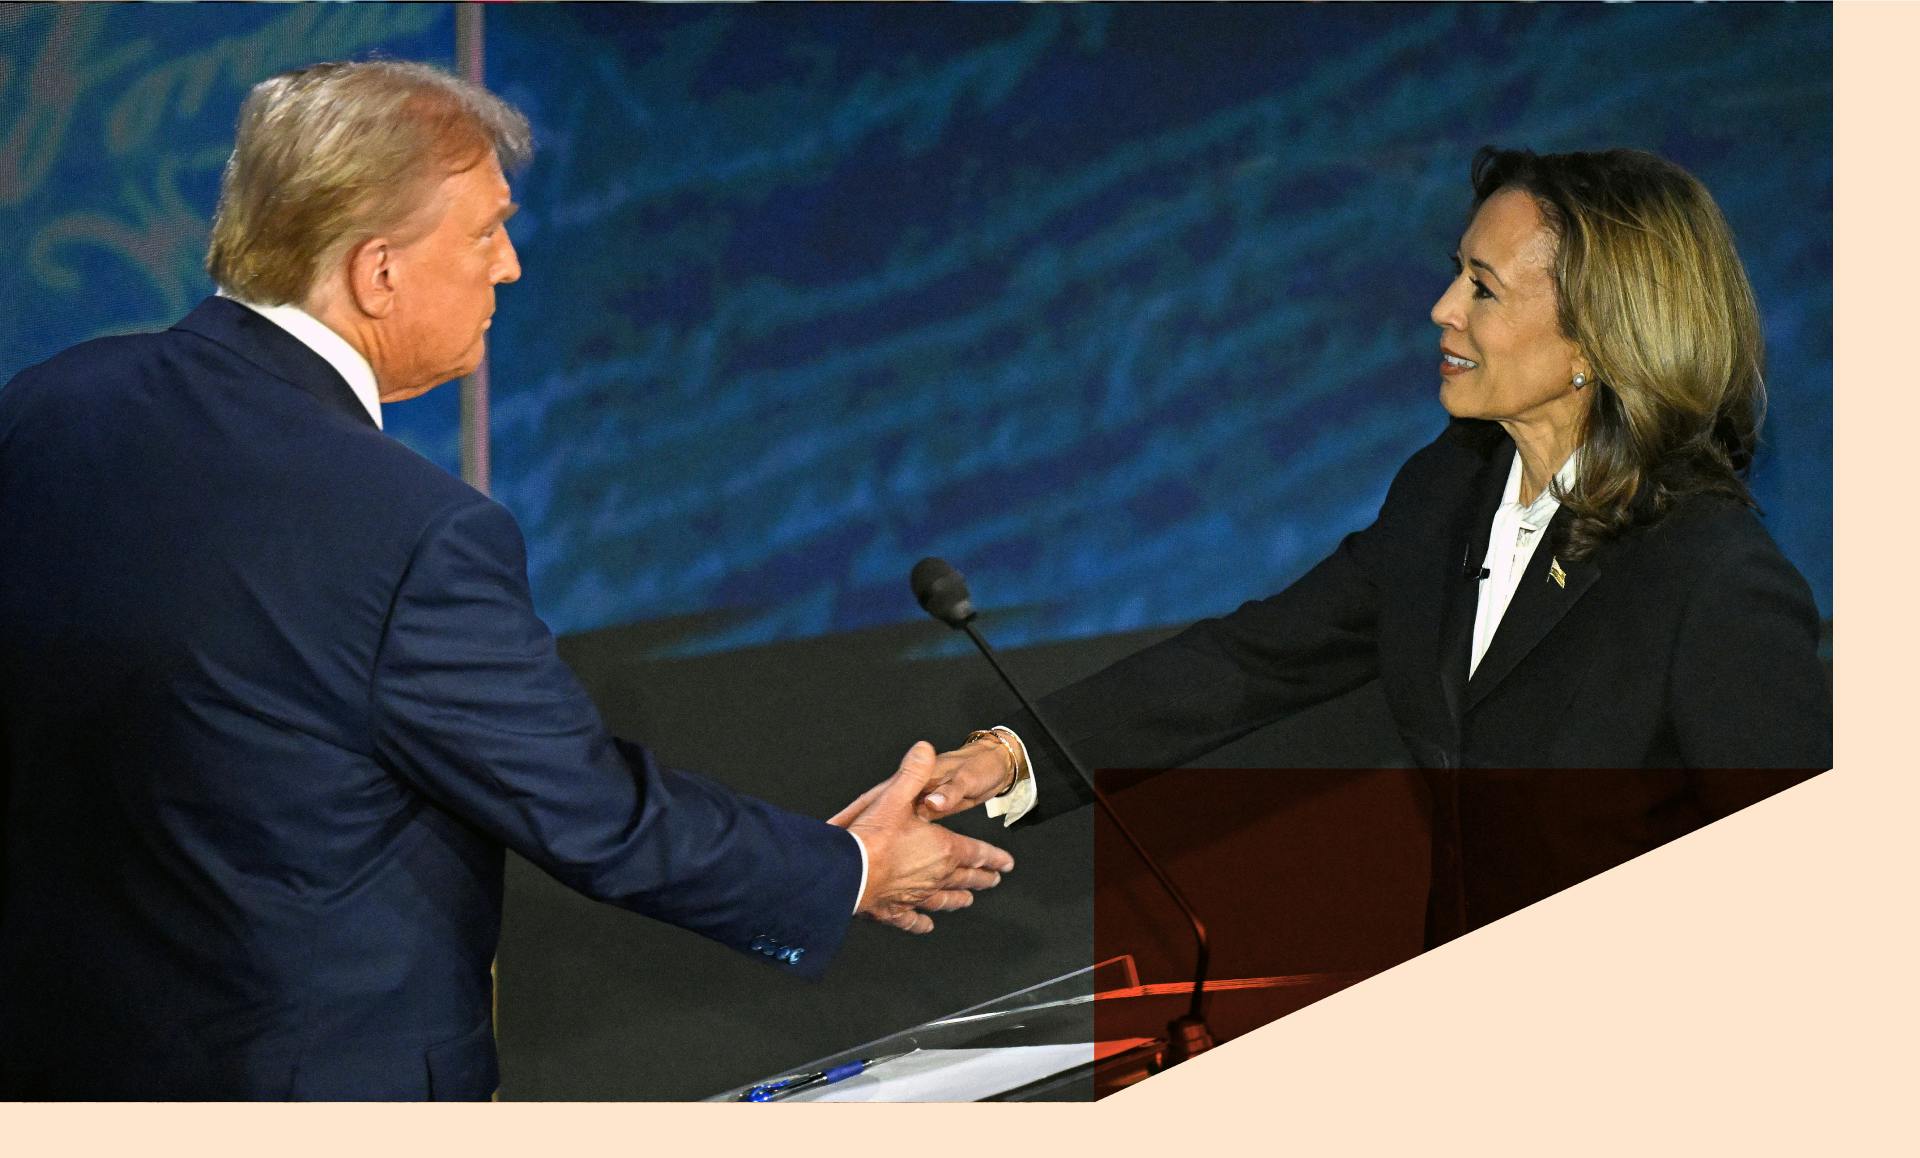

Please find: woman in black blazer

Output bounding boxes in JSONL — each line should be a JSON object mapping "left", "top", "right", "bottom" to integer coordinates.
{"left": 911, "top": 147, "right": 1830, "bottom": 939}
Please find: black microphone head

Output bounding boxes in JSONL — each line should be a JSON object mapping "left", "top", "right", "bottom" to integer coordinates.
{"left": 910, "top": 557, "right": 976, "bottom": 627}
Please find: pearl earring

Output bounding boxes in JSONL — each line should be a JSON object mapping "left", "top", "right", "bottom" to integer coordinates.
{"left": 1572, "top": 373, "right": 1587, "bottom": 388}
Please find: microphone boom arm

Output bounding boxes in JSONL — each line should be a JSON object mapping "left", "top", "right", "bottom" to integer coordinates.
{"left": 953, "top": 618, "right": 1214, "bottom": 1054}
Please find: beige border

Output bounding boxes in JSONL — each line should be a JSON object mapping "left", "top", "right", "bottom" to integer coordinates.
{"left": 9, "top": 3, "right": 1892, "bottom": 1154}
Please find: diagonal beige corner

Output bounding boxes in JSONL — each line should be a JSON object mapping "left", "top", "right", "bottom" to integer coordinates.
{"left": 1109, "top": 772, "right": 1896, "bottom": 1148}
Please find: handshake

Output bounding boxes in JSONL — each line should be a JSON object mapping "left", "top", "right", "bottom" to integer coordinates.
{"left": 825, "top": 734, "right": 1032, "bottom": 934}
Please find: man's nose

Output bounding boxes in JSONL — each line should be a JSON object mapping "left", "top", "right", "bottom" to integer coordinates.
{"left": 494, "top": 228, "right": 521, "bottom": 285}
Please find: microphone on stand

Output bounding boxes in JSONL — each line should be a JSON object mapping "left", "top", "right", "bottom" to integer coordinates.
{"left": 909, "top": 557, "right": 1215, "bottom": 1066}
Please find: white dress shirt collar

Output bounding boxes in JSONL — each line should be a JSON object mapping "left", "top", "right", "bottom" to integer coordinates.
{"left": 1508, "top": 446, "right": 1576, "bottom": 532}
{"left": 217, "top": 291, "right": 383, "bottom": 429}
{"left": 1469, "top": 448, "right": 1579, "bottom": 678}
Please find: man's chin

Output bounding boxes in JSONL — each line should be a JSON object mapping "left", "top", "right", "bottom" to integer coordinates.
{"left": 381, "top": 375, "right": 455, "bottom": 404}
{"left": 379, "top": 342, "right": 488, "bottom": 404}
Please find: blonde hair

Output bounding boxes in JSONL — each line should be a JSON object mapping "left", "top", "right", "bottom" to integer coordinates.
{"left": 206, "top": 60, "right": 531, "bottom": 305}
{"left": 1471, "top": 147, "right": 1766, "bottom": 558}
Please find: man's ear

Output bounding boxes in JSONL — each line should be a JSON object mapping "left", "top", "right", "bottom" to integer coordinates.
{"left": 344, "top": 236, "right": 398, "bottom": 320}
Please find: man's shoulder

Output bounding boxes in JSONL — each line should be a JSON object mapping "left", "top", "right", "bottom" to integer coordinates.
{"left": 4, "top": 327, "right": 171, "bottom": 393}
{"left": 277, "top": 409, "right": 489, "bottom": 537}
{"left": 4, "top": 315, "right": 265, "bottom": 413}
{"left": 6, "top": 314, "right": 485, "bottom": 531}
{"left": 1, "top": 329, "right": 186, "bottom": 439}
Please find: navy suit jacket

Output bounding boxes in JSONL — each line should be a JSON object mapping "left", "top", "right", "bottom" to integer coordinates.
{"left": 0, "top": 298, "right": 862, "bottom": 1099}
{"left": 1012, "top": 419, "right": 1829, "bottom": 936}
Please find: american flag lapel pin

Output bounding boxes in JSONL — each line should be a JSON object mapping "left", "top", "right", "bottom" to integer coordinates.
{"left": 1549, "top": 557, "right": 1567, "bottom": 588}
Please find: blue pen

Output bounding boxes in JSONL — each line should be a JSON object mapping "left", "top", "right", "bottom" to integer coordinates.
{"left": 739, "top": 1050, "right": 916, "bottom": 1102}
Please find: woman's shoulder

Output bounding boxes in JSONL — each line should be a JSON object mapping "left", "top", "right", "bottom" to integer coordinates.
{"left": 1371, "top": 418, "right": 1509, "bottom": 516}
{"left": 1615, "top": 491, "right": 1816, "bottom": 610}
{"left": 1636, "top": 490, "right": 1777, "bottom": 556}
{"left": 1393, "top": 418, "right": 1508, "bottom": 485}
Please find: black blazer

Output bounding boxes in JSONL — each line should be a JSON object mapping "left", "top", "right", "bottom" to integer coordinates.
{"left": 1014, "top": 420, "right": 1829, "bottom": 935}
{"left": 0, "top": 299, "right": 861, "bottom": 1099}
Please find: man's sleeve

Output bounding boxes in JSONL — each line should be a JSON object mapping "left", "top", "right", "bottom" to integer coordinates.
{"left": 368, "top": 496, "right": 861, "bottom": 977}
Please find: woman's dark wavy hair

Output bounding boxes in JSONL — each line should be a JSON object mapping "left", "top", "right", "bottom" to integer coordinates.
{"left": 1470, "top": 147, "right": 1766, "bottom": 558}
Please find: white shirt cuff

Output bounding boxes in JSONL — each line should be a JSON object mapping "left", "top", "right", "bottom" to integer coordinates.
{"left": 981, "top": 725, "right": 1037, "bottom": 826}
{"left": 848, "top": 830, "right": 870, "bottom": 915}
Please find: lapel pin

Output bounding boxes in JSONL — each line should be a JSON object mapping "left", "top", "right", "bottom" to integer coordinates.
{"left": 1549, "top": 557, "right": 1567, "bottom": 588}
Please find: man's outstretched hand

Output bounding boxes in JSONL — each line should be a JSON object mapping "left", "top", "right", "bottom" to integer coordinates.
{"left": 829, "top": 742, "right": 1015, "bottom": 934}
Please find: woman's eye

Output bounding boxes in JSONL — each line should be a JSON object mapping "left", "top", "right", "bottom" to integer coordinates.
{"left": 1447, "top": 257, "right": 1492, "bottom": 300}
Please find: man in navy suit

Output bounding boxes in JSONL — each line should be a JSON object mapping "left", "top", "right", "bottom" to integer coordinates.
{"left": 0, "top": 60, "right": 1012, "bottom": 1100}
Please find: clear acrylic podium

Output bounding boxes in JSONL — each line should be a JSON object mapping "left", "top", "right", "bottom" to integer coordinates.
{"left": 708, "top": 955, "right": 1370, "bottom": 1102}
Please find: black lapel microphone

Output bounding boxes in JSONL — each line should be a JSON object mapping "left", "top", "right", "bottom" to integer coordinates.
{"left": 909, "top": 557, "right": 1215, "bottom": 1067}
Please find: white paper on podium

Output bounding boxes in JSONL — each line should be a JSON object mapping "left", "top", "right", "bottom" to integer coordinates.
{"left": 787, "top": 1043, "right": 1096, "bottom": 1102}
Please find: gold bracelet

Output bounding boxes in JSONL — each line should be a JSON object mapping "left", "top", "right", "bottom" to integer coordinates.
{"left": 963, "top": 729, "right": 1019, "bottom": 797}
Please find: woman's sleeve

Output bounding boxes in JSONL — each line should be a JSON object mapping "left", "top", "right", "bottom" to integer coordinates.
{"left": 1014, "top": 515, "right": 1388, "bottom": 821}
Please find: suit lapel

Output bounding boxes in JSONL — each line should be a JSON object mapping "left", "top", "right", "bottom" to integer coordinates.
{"left": 1436, "top": 440, "right": 1515, "bottom": 727}
{"left": 1463, "top": 505, "right": 1602, "bottom": 712}
{"left": 172, "top": 297, "right": 378, "bottom": 429}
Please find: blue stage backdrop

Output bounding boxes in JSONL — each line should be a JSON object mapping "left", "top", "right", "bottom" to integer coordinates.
{"left": 0, "top": 3, "right": 460, "bottom": 463}
{"left": 2, "top": 4, "right": 1831, "bottom": 657}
